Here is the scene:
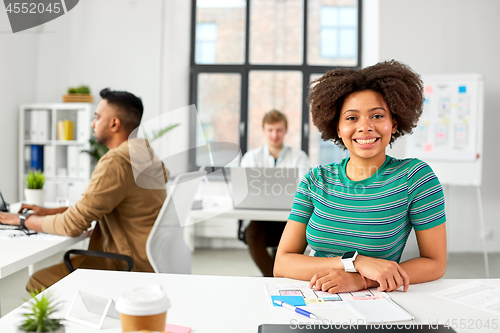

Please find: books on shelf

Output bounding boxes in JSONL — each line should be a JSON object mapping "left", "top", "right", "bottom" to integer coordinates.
{"left": 57, "top": 120, "right": 74, "bottom": 140}
{"left": 24, "top": 146, "right": 31, "bottom": 173}
{"left": 78, "top": 151, "right": 91, "bottom": 178}
{"left": 28, "top": 110, "right": 50, "bottom": 141}
{"left": 43, "top": 146, "right": 55, "bottom": 177}
{"left": 67, "top": 146, "right": 79, "bottom": 178}
{"left": 20, "top": 104, "right": 93, "bottom": 203}
{"left": 30, "top": 145, "right": 44, "bottom": 171}
{"left": 77, "top": 110, "right": 90, "bottom": 142}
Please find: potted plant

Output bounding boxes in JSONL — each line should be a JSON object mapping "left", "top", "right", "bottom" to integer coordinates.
{"left": 25, "top": 170, "right": 45, "bottom": 206}
{"left": 81, "top": 136, "right": 109, "bottom": 162}
{"left": 63, "top": 85, "right": 93, "bottom": 103}
{"left": 19, "top": 290, "right": 64, "bottom": 333}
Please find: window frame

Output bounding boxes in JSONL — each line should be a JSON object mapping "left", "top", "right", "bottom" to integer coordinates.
{"left": 189, "top": 0, "right": 362, "bottom": 171}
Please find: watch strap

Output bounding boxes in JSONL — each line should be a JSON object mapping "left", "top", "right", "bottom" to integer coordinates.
{"left": 341, "top": 251, "right": 358, "bottom": 273}
{"left": 343, "top": 260, "right": 357, "bottom": 273}
{"left": 19, "top": 213, "right": 30, "bottom": 229}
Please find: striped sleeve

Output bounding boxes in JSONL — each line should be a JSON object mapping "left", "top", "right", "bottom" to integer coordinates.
{"left": 288, "top": 171, "right": 314, "bottom": 224}
{"left": 407, "top": 160, "right": 446, "bottom": 231}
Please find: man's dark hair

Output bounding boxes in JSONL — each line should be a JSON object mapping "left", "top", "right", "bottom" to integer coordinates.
{"left": 100, "top": 88, "right": 144, "bottom": 132}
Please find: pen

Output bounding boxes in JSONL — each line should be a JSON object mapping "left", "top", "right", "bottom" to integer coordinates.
{"left": 274, "top": 300, "right": 318, "bottom": 319}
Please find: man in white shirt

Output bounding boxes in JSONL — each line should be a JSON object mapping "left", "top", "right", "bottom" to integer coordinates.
{"left": 240, "top": 110, "right": 309, "bottom": 276}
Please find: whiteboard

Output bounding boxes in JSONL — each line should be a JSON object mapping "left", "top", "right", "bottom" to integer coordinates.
{"left": 406, "top": 74, "right": 484, "bottom": 186}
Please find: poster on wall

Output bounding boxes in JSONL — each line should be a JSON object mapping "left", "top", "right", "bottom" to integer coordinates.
{"left": 406, "top": 74, "right": 482, "bottom": 162}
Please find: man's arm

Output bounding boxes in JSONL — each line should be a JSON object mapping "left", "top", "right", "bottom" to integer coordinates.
{"left": 18, "top": 204, "right": 68, "bottom": 216}
{"left": 42, "top": 155, "right": 128, "bottom": 236}
{"left": 0, "top": 212, "right": 46, "bottom": 233}
{"left": 24, "top": 214, "right": 44, "bottom": 232}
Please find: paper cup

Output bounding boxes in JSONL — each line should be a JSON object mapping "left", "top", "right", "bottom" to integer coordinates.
{"left": 115, "top": 284, "right": 170, "bottom": 332}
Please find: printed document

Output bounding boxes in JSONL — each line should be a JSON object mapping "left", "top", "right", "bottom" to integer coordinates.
{"left": 432, "top": 280, "right": 500, "bottom": 315}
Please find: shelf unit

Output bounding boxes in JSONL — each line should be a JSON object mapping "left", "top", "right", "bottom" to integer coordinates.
{"left": 19, "top": 103, "right": 94, "bottom": 204}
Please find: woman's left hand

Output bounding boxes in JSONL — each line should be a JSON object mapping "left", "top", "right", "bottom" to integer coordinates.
{"left": 309, "top": 269, "right": 365, "bottom": 293}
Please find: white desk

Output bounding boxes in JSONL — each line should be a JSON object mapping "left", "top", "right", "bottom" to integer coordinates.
{"left": 0, "top": 233, "right": 88, "bottom": 279}
{"left": 0, "top": 202, "right": 88, "bottom": 279}
{"left": 0, "top": 270, "right": 498, "bottom": 332}
{"left": 186, "top": 196, "right": 290, "bottom": 251}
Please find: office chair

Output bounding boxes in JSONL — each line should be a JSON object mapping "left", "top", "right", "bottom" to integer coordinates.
{"left": 146, "top": 170, "right": 206, "bottom": 274}
{"left": 64, "top": 170, "right": 206, "bottom": 274}
{"left": 64, "top": 249, "right": 133, "bottom": 272}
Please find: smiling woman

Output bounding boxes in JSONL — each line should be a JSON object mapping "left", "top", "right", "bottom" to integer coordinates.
{"left": 274, "top": 60, "right": 447, "bottom": 295}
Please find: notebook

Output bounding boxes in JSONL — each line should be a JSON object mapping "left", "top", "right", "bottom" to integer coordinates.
{"left": 347, "top": 297, "right": 414, "bottom": 324}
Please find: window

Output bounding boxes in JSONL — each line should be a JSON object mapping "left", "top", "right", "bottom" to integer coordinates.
{"left": 190, "top": 0, "right": 361, "bottom": 169}
{"left": 319, "top": 6, "right": 358, "bottom": 59}
{"left": 195, "top": 23, "right": 217, "bottom": 64}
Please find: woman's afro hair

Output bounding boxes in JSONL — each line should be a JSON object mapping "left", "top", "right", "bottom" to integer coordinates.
{"left": 308, "top": 60, "right": 424, "bottom": 148}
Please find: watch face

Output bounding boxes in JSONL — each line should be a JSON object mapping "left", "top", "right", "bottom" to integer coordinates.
{"left": 342, "top": 251, "right": 357, "bottom": 260}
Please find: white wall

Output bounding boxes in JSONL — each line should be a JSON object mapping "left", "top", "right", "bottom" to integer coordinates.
{"left": 0, "top": 0, "right": 193, "bottom": 202}
{"left": 35, "top": 0, "right": 192, "bottom": 177}
{"left": 379, "top": 0, "right": 500, "bottom": 252}
{"left": 361, "top": 0, "right": 379, "bottom": 67}
{"left": 157, "top": 0, "right": 192, "bottom": 177}
{"left": 0, "top": 11, "right": 39, "bottom": 203}
{"left": 35, "top": 0, "right": 163, "bottom": 126}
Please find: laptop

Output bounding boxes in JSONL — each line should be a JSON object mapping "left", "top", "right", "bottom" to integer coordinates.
{"left": 0, "top": 189, "right": 24, "bottom": 230}
{"left": 230, "top": 167, "right": 299, "bottom": 210}
{"left": 258, "top": 324, "right": 456, "bottom": 333}
{"left": 0, "top": 189, "right": 8, "bottom": 212}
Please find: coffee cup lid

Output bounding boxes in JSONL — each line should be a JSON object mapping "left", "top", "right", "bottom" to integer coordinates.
{"left": 115, "top": 284, "right": 170, "bottom": 316}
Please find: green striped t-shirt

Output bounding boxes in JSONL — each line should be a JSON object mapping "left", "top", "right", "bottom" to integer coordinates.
{"left": 289, "top": 155, "right": 446, "bottom": 262}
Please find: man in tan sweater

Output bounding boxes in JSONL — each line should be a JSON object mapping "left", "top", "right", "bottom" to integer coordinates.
{"left": 0, "top": 88, "right": 168, "bottom": 291}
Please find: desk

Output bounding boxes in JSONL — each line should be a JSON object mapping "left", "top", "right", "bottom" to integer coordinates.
{"left": 185, "top": 196, "right": 291, "bottom": 251}
{"left": 0, "top": 233, "right": 87, "bottom": 279}
{"left": 0, "top": 202, "right": 88, "bottom": 279}
{"left": 0, "top": 270, "right": 498, "bottom": 332}
{"left": 0, "top": 203, "right": 88, "bottom": 317}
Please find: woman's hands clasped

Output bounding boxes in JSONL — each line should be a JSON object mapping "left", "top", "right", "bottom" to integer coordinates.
{"left": 309, "top": 269, "right": 365, "bottom": 294}
{"left": 308, "top": 255, "right": 410, "bottom": 294}
{"left": 354, "top": 255, "right": 410, "bottom": 292}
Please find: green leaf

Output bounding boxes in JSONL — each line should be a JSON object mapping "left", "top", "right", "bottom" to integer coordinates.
{"left": 75, "top": 85, "right": 90, "bottom": 94}
{"left": 147, "top": 123, "right": 179, "bottom": 143}
{"left": 81, "top": 137, "right": 109, "bottom": 162}
{"left": 20, "top": 289, "right": 62, "bottom": 332}
{"left": 25, "top": 169, "right": 45, "bottom": 189}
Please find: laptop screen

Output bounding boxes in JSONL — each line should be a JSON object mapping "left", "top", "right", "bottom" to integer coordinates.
{"left": 0, "top": 190, "right": 8, "bottom": 212}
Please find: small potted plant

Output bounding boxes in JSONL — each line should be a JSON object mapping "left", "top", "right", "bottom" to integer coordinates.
{"left": 19, "top": 290, "right": 64, "bottom": 333}
{"left": 63, "top": 85, "right": 93, "bottom": 103}
{"left": 25, "top": 170, "right": 45, "bottom": 206}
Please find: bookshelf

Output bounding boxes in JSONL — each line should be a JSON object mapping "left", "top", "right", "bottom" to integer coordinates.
{"left": 19, "top": 103, "right": 94, "bottom": 204}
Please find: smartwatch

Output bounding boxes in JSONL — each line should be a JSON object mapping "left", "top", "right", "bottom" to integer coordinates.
{"left": 19, "top": 213, "right": 31, "bottom": 229}
{"left": 341, "top": 251, "right": 358, "bottom": 273}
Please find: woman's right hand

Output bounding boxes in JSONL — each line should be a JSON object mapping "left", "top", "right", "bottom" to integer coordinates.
{"left": 354, "top": 255, "right": 410, "bottom": 292}
{"left": 18, "top": 204, "right": 48, "bottom": 216}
